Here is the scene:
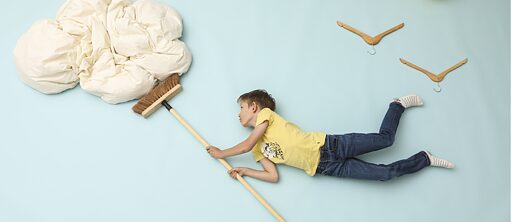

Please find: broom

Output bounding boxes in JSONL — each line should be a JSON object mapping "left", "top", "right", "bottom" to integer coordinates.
{"left": 132, "top": 74, "right": 285, "bottom": 222}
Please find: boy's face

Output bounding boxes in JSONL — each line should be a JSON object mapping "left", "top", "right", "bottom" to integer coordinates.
{"left": 238, "top": 101, "right": 257, "bottom": 127}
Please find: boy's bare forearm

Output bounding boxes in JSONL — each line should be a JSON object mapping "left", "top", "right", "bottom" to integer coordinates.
{"left": 211, "top": 121, "right": 267, "bottom": 159}
{"left": 221, "top": 140, "right": 252, "bottom": 158}
{"left": 243, "top": 168, "right": 279, "bottom": 183}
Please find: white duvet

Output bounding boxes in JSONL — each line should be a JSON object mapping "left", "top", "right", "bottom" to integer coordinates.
{"left": 13, "top": 0, "right": 192, "bottom": 104}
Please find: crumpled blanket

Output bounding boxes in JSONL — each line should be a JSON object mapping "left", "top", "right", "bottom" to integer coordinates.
{"left": 13, "top": 0, "right": 192, "bottom": 104}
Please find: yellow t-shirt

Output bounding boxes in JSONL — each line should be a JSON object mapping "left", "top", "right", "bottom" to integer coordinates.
{"left": 252, "top": 108, "right": 326, "bottom": 176}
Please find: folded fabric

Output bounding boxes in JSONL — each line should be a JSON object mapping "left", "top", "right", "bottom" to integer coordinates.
{"left": 13, "top": 0, "right": 192, "bottom": 104}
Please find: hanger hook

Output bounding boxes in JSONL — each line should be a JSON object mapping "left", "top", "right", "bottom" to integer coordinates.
{"left": 433, "top": 82, "right": 442, "bottom": 93}
{"left": 367, "top": 45, "right": 376, "bottom": 55}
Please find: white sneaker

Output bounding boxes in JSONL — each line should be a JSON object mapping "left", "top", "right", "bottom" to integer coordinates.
{"left": 425, "top": 151, "right": 454, "bottom": 169}
{"left": 393, "top": 95, "right": 423, "bottom": 108}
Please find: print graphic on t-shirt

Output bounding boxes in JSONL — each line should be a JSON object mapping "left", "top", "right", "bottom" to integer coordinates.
{"left": 261, "top": 142, "right": 284, "bottom": 160}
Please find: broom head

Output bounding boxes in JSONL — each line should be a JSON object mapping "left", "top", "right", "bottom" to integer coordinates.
{"left": 132, "top": 73, "right": 182, "bottom": 118}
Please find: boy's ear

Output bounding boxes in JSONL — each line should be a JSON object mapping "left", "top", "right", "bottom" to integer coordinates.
{"left": 250, "top": 102, "right": 258, "bottom": 112}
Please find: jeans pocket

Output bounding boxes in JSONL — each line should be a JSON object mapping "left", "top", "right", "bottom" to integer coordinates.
{"left": 324, "top": 135, "right": 340, "bottom": 159}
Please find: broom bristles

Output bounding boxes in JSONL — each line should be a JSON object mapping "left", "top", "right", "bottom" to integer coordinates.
{"left": 132, "top": 73, "right": 181, "bottom": 116}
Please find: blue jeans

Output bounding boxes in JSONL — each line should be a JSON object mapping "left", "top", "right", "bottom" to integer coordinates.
{"left": 315, "top": 102, "right": 430, "bottom": 181}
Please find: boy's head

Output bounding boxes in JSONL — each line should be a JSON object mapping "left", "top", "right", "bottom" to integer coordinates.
{"left": 237, "top": 89, "right": 276, "bottom": 127}
{"left": 237, "top": 89, "right": 276, "bottom": 111}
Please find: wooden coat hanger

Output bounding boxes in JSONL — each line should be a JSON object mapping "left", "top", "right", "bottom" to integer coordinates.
{"left": 399, "top": 58, "right": 468, "bottom": 92}
{"left": 336, "top": 21, "right": 404, "bottom": 54}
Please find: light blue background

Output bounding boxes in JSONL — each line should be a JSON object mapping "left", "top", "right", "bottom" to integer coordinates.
{"left": 0, "top": 0, "right": 509, "bottom": 221}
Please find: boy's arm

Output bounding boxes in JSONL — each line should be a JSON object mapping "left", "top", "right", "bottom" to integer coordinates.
{"left": 207, "top": 121, "right": 268, "bottom": 159}
{"left": 228, "top": 157, "right": 279, "bottom": 183}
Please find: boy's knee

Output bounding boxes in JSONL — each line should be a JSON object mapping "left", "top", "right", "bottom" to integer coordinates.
{"left": 380, "top": 134, "right": 395, "bottom": 147}
{"left": 379, "top": 171, "right": 396, "bottom": 181}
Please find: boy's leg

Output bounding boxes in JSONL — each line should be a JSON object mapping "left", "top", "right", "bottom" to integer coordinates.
{"left": 334, "top": 102, "right": 406, "bottom": 158}
{"left": 316, "top": 151, "right": 431, "bottom": 181}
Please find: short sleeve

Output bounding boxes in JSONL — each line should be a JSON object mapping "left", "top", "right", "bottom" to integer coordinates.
{"left": 256, "top": 108, "right": 273, "bottom": 126}
{"left": 252, "top": 141, "right": 265, "bottom": 162}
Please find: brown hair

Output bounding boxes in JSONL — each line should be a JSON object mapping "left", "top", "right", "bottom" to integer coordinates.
{"left": 237, "top": 89, "right": 276, "bottom": 111}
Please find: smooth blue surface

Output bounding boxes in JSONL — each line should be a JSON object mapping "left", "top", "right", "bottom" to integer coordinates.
{"left": 0, "top": 0, "right": 509, "bottom": 221}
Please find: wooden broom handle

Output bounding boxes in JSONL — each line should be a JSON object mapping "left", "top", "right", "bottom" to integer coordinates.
{"left": 168, "top": 108, "right": 285, "bottom": 222}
